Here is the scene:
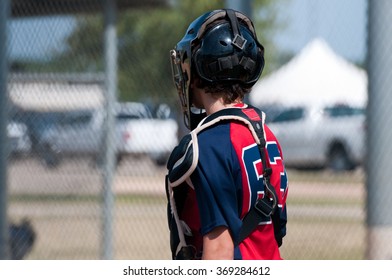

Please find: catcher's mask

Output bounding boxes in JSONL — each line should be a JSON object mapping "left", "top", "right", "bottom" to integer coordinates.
{"left": 170, "top": 9, "right": 265, "bottom": 130}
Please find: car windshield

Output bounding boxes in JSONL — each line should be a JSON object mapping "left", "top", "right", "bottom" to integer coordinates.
{"left": 115, "top": 103, "right": 152, "bottom": 120}
{"left": 56, "top": 111, "right": 92, "bottom": 128}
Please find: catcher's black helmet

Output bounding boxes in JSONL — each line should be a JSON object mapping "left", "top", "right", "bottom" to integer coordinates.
{"left": 170, "top": 9, "right": 265, "bottom": 129}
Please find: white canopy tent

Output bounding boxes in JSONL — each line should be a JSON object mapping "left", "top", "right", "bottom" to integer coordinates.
{"left": 250, "top": 38, "right": 367, "bottom": 108}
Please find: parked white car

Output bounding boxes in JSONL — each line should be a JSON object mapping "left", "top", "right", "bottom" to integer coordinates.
{"left": 39, "top": 102, "right": 178, "bottom": 168}
{"left": 264, "top": 104, "right": 366, "bottom": 171}
{"left": 115, "top": 102, "right": 179, "bottom": 165}
{"left": 7, "top": 121, "right": 31, "bottom": 156}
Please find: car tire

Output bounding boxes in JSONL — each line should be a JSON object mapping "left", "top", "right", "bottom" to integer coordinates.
{"left": 149, "top": 153, "right": 168, "bottom": 166}
{"left": 40, "top": 143, "right": 61, "bottom": 169}
{"left": 327, "top": 144, "right": 354, "bottom": 172}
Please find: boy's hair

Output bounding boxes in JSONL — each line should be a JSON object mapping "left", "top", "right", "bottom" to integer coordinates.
{"left": 193, "top": 72, "right": 252, "bottom": 104}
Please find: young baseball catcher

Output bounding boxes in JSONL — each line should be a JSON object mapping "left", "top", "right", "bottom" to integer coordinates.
{"left": 166, "top": 9, "right": 289, "bottom": 260}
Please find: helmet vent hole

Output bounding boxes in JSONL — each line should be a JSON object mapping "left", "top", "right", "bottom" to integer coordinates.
{"left": 220, "top": 40, "right": 228, "bottom": 46}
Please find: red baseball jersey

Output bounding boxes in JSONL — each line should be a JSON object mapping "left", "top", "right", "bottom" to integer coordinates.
{"left": 178, "top": 104, "right": 289, "bottom": 259}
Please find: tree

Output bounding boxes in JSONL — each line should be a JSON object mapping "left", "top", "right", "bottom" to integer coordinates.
{"left": 252, "top": 0, "right": 291, "bottom": 73}
{"left": 116, "top": 1, "right": 225, "bottom": 103}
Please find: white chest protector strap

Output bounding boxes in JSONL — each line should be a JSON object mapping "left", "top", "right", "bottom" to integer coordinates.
{"left": 165, "top": 105, "right": 278, "bottom": 259}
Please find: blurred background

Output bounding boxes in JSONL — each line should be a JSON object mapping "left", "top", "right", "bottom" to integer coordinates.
{"left": 1, "top": 0, "right": 388, "bottom": 260}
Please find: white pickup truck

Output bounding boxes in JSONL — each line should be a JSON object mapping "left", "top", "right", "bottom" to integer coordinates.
{"left": 265, "top": 103, "right": 366, "bottom": 171}
{"left": 39, "top": 102, "right": 178, "bottom": 168}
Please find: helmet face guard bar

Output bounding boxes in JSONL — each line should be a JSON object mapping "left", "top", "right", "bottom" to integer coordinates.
{"left": 170, "top": 49, "right": 189, "bottom": 128}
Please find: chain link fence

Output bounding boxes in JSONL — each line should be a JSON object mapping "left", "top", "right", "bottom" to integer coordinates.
{"left": 4, "top": 0, "right": 383, "bottom": 260}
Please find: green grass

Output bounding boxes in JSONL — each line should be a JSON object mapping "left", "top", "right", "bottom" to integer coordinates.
{"left": 10, "top": 193, "right": 166, "bottom": 204}
{"left": 288, "top": 196, "right": 362, "bottom": 206}
{"left": 288, "top": 168, "right": 365, "bottom": 184}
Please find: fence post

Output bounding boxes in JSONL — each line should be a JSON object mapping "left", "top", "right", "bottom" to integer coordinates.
{"left": 0, "top": 0, "right": 10, "bottom": 260}
{"left": 225, "top": 0, "right": 251, "bottom": 17}
{"left": 366, "top": 0, "right": 392, "bottom": 259}
{"left": 101, "top": 0, "right": 118, "bottom": 260}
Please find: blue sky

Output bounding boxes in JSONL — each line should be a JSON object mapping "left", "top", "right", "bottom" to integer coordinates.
{"left": 8, "top": 15, "right": 77, "bottom": 60}
{"left": 273, "top": 0, "right": 367, "bottom": 63}
{"left": 8, "top": 0, "right": 367, "bottom": 63}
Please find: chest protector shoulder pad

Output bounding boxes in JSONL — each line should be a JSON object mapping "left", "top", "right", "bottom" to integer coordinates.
{"left": 167, "top": 105, "right": 266, "bottom": 188}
